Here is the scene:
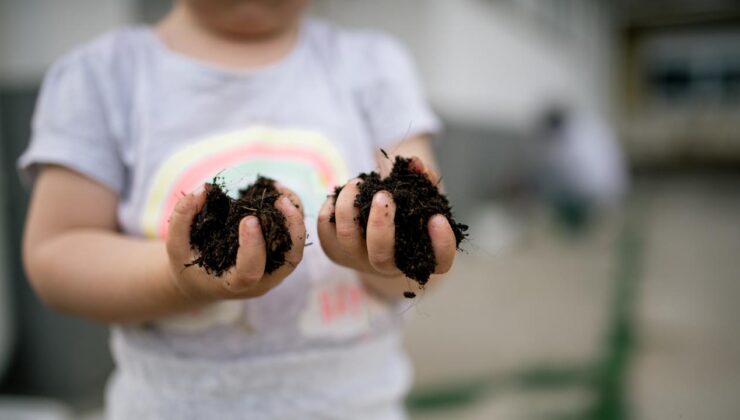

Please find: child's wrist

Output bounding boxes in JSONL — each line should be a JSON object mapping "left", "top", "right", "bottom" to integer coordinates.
{"left": 161, "top": 255, "right": 212, "bottom": 308}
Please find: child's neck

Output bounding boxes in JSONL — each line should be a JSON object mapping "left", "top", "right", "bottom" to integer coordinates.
{"left": 156, "top": 5, "right": 301, "bottom": 70}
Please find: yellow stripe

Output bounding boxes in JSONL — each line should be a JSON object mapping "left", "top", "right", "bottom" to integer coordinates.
{"left": 141, "top": 126, "right": 348, "bottom": 238}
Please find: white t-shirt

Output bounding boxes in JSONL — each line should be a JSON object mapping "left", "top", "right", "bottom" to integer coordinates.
{"left": 19, "top": 19, "right": 440, "bottom": 419}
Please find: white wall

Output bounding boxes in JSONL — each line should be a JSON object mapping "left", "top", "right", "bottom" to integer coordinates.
{"left": 314, "top": 0, "right": 616, "bottom": 130}
{"left": 0, "top": 0, "right": 135, "bottom": 86}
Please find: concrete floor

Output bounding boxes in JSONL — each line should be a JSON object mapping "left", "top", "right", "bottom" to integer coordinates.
{"left": 405, "top": 175, "right": 740, "bottom": 420}
{"left": 629, "top": 176, "right": 740, "bottom": 420}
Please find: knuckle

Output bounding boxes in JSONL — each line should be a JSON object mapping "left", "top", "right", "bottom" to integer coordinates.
{"left": 434, "top": 236, "right": 454, "bottom": 253}
{"left": 369, "top": 213, "right": 389, "bottom": 229}
{"left": 173, "top": 196, "right": 192, "bottom": 216}
{"left": 285, "top": 251, "right": 303, "bottom": 267}
{"left": 335, "top": 224, "right": 357, "bottom": 242}
{"left": 234, "top": 270, "right": 262, "bottom": 288}
{"left": 318, "top": 211, "right": 332, "bottom": 225}
{"left": 369, "top": 251, "right": 395, "bottom": 269}
{"left": 285, "top": 216, "right": 304, "bottom": 232}
{"left": 441, "top": 235, "right": 457, "bottom": 251}
{"left": 287, "top": 210, "right": 305, "bottom": 227}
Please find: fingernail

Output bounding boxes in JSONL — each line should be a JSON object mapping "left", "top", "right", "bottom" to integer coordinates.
{"left": 431, "top": 215, "right": 446, "bottom": 228}
{"left": 245, "top": 216, "right": 259, "bottom": 228}
{"left": 281, "top": 196, "right": 294, "bottom": 209}
{"left": 373, "top": 192, "right": 389, "bottom": 206}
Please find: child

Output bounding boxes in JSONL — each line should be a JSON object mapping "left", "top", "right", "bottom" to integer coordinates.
{"left": 19, "top": 0, "right": 458, "bottom": 418}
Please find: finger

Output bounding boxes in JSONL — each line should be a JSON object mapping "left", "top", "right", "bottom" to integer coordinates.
{"left": 366, "top": 191, "right": 400, "bottom": 275}
{"left": 334, "top": 179, "right": 367, "bottom": 259}
{"left": 251, "top": 196, "right": 306, "bottom": 294}
{"left": 166, "top": 191, "right": 206, "bottom": 263}
{"left": 231, "top": 215, "right": 266, "bottom": 292}
{"left": 274, "top": 183, "right": 304, "bottom": 217}
{"left": 276, "top": 195, "right": 306, "bottom": 271}
{"left": 408, "top": 156, "right": 440, "bottom": 185}
{"left": 428, "top": 214, "right": 456, "bottom": 274}
{"left": 317, "top": 195, "right": 345, "bottom": 264}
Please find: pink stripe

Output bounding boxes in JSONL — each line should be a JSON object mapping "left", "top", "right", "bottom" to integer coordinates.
{"left": 320, "top": 289, "right": 333, "bottom": 324}
{"left": 157, "top": 144, "right": 338, "bottom": 238}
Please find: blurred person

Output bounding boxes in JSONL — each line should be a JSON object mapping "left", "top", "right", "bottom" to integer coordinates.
{"left": 533, "top": 104, "right": 628, "bottom": 232}
{"left": 17, "top": 0, "right": 457, "bottom": 418}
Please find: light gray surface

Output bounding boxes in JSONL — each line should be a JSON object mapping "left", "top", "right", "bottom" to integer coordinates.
{"left": 629, "top": 176, "right": 740, "bottom": 420}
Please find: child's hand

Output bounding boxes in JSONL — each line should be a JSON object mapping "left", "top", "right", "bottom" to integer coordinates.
{"left": 317, "top": 157, "right": 457, "bottom": 278}
{"left": 166, "top": 185, "right": 306, "bottom": 302}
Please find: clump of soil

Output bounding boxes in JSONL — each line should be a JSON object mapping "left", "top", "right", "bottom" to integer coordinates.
{"left": 188, "top": 176, "right": 292, "bottom": 277}
{"left": 331, "top": 154, "right": 468, "bottom": 296}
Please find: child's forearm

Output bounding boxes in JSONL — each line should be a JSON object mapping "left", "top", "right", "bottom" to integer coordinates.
{"left": 24, "top": 229, "right": 201, "bottom": 323}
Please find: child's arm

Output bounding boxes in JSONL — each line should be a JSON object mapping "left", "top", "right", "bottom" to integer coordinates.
{"left": 317, "top": 135, "right": 457, "bottom": 300}
{"left": 23, "top": 166, "right": 306, "bottom": 323}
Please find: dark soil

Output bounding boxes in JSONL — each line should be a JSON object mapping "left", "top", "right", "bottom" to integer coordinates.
{"left": 188, "top": 176, "right": 292, "bottom": 277}
{"left": 331, "top": 154, "right": 468, "bottom": 296}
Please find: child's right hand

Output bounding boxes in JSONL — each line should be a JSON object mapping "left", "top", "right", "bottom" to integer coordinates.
{"left": 165, "top": 186, "right": 306, "bottom": 303}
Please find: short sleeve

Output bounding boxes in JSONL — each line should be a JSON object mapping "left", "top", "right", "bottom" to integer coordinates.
{"left": 356, "top": 35, "right": 442, "bottom": 148}
{"left": 17, "top": 51, "right": 126, "bottom": 194}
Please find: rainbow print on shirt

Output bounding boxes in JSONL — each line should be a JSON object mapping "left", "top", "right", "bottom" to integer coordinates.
{"left": 140, "top": 125, "right": 349, "bottom": 240}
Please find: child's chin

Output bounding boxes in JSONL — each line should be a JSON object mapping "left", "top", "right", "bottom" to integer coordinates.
{"left": 189, "top": 0, "right": 306, "bottom": 38}
{"left": 223, "top": 20, "right": 292, "bottom": 39}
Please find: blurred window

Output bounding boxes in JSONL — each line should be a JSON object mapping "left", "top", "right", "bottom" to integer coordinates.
{"left": 640, "top": 28, "right": 740, "bottom": 106}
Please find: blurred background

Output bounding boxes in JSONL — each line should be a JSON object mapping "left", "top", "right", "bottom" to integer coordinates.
{"left": 0, "top": 0, "right": 739, "bottom": 419}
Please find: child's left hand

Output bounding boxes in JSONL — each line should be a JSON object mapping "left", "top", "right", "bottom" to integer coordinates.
{"left": 317, "top": 157, "right": 457, "bottom": 278}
